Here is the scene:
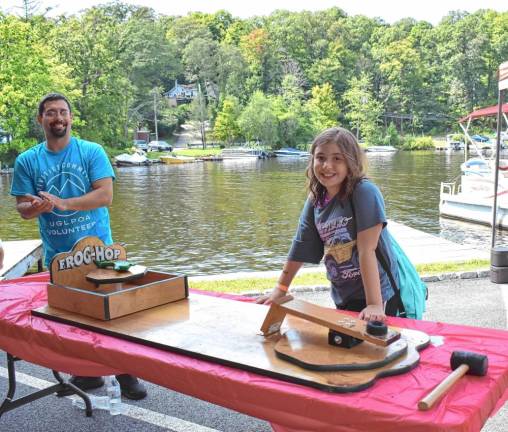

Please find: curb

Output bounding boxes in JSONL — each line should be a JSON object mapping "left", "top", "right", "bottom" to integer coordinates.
{"left": 239, "top": 269, "right": 491, "bottom": 298}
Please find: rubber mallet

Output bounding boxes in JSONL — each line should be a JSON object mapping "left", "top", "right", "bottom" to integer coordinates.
{"left": 418, "top": 351, "right": 488, "bottom": 411}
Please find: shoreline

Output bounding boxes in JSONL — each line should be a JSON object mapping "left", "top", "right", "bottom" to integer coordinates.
{"left": 190, "top": 267, "right": 491, "bottom": 297}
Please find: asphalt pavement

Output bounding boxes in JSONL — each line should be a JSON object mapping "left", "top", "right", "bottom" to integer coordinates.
{"left": 1, "top": 276, "right": 507, "bottom": 432}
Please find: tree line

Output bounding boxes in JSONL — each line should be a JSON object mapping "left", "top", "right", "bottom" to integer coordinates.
{"left": 1, "top": 2, "right": 508, "bottom": 162}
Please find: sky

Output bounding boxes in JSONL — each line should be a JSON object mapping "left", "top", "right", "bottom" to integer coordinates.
{"left": 1, "top": 0, "right": 507, "bottom": 24}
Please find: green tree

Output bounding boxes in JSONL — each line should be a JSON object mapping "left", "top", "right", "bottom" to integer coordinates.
{"left": 306, "top": 83, "right": 339, "bottom": 133}
{"left": 0, "top": 14, "right": 75, "bottom": 151}
{"left": 343, "top": 73, "right": 383, "bottom": 144}
{"left": 239, "top": 28, "right": 281, "bottom": 94}
{"left": 238, "top": 91, "right": 278, "bottom": 145}
{"left": 190, "top": 84, "right": 209, "bottom": 148}
{"left": 216, "top": 44, "right": 249, "bottom": 102}
{"left": 52, "top": 4, "right": 180, "bottom": 146}
{"left": 183, "top": 36, "right": 219, "bottom": 85}
{"left": 213, "top": 96, "right": 241, "bottom": 144}
{"left": 272, "top": 75, "right": 312, "bottom": 147}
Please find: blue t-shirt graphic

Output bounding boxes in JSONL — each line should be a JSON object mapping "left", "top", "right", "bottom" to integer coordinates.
{"left": 10, "top": 138, "right": 115, "bottom": 266}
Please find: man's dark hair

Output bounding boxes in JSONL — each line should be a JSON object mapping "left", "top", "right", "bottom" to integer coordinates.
{"left": 38, "top": 93, "right": 72, "bottom": 116}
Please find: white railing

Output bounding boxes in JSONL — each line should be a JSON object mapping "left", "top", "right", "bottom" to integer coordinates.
{"left": 440, "top": 182, "right": 456, "bottom": 196}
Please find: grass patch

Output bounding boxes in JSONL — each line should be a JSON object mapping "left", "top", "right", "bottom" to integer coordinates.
{"left": 415, "top": 259, "right": 489, "bottom": 275}
{"left": 189, "top": 272, "right": 329, "bottom": 294}
{"left": 188, "top": 259, "right": 490, "bottom": 294}
{"left": 173, "top": 148, "right": 222, "bottom": 157}
{"left": 145, "top": 150, "right": 170, "bottom": 159}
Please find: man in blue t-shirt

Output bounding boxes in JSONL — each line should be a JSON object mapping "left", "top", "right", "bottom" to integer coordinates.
{"left": 10, "top": 93, "right": 147, "bottom": 400}
{"left": 11, "top": 100, "right": 114, "bottom": 267}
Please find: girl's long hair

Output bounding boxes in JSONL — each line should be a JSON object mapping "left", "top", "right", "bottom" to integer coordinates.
{"left": 306, "top": 127, "right": 366, "bottom": 204}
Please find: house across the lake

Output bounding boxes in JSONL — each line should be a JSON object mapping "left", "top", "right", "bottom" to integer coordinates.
{"left": 164, "top": 81, "right": 198, "bottom": 107}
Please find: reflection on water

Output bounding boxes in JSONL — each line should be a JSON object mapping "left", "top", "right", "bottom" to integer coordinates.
{"left": 0, "top": 152, "right": 500, "bottom": 275}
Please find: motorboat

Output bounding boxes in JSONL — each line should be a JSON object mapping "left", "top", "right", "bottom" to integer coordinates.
{"left": 445, "top": 134, "right": 465, "bottom": 152}
{"left": 439, "top": 102, "right": 508, "bottom": 227}
{"left": 160, "top": 155, "right": 196, "bottom": 164}
{"left": 220, "top": 148, "right": 268, "bottom": 160}
{"left": 364, "top": 145, "right": 398, "bottom": 154}
{"left": 114, "top": 150, "right": 150, "bottom": 166}
{"left": 273, "top": 147, "right": 310, "bottom": 158}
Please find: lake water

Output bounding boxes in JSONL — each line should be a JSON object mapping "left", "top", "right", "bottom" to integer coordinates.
{"left": 0, "top": 152, "right": 500, "bottom": 275}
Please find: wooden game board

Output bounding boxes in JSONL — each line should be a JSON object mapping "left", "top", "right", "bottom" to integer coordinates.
{"left": 33, "top": 294, "right": 430, "bottom": 392}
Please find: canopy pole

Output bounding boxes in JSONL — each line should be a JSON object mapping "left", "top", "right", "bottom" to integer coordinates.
{"left": 492, "top": 62, "right": 508, "bottom": 247}
{"left": 491, "top": 90, "right": 506, "bottom": 248}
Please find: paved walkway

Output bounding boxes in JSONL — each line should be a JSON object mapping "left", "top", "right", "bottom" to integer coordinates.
{"left": 173, "top": 123, "right": 209, "bottom": 148}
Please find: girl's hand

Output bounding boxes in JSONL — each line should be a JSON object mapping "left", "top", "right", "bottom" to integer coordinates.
{"left": 255, "top": 287, "right": 288, "bottom": 305}
{"left": 359, "top": 304, "right": 386, "bottom": 322}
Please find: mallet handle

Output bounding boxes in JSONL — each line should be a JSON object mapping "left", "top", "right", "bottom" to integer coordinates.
{"left": 418, "top": 364, "right": 470, "bottom": 411}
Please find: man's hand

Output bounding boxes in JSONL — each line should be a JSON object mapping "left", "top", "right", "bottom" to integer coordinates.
{"left": 38, "top": 191, "right": 67, "bottom": 211}
{"left": 359, "top": 304, "right": 386, "bottom": 322}
{"left": 255, "top": 286, "right": 288, "bottom": 305}
{"left": 16, "top": 194, "right": 54, "bottom": 219}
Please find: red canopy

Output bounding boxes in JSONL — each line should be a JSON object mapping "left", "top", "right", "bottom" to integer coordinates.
{"left": 459, "top": 103, "right": 508, "bottom": 122}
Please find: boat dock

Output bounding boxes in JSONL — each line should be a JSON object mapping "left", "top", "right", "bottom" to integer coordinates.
{"left": 192, "top": 220, "right": 489, "bottom": 281}
{"left": 388, "top": 220, "right": 489, "bottom": 264}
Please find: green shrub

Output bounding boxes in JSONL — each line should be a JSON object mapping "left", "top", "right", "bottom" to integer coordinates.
{"left": 380, "top": 123, "right": 401, "bottom": 147}
{"left": 401, "top": 136, "right": 435, "bottom": 150}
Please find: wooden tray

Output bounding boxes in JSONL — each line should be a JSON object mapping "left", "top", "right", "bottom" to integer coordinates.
{"left": 47, "top": 270, "right": 188, "bottom": 320}
{"left": 47, "top": 236, "right": 187, "bottom": 320}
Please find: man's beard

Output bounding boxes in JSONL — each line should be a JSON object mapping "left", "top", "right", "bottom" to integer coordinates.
{"left": 49, "top": 123, "right": 68, "bottom": 138}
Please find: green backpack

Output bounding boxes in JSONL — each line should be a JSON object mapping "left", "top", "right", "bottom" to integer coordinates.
{"left": 350, "top": 192, "right": 428, "bottom": 319}
{"left": 383, "top": 232, "right": 428, "bottom": 319}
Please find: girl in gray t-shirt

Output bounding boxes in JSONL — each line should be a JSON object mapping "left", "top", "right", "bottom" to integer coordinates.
{"left": 257, "top": 127, "right": 398, "bottom": 322}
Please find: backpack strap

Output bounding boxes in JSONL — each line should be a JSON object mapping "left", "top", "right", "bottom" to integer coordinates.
{"left": 349, "top": 195, "right": 407, "bottom": 318}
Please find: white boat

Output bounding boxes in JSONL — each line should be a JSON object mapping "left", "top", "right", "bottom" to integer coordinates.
{"left": 440, "top": 158, "right": 508, "bottom": 227}
{"left": 364, "top": 145, "right": 398, "bottom": 153}
{"left": 220, "top": 148, "right": 267, "bottom": 160}
{"left": 445, "top": 134, "right": 465, "bottom": 152}
{"left": 274, "top": 147, "right": 310, "bottom": 158}
{"left": 114, "top": 150, "right": 150, "bottom": 166}
{"left": 439, "top": 102, "right": 508, "bottom": 227}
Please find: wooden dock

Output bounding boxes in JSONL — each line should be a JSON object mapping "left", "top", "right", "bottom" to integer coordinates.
{"left": 0, "top": 239, "right": 43, "bottom": 281}
{"left": 388, "top": 220, "right": 489, "bottom": 264}
{"left": 192, "top": 220, "right": 489, "bottom": 282}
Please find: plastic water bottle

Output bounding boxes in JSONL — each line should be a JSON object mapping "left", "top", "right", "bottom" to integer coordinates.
{"left": 105, "top": 376, "right": 127, "bottom": 415}
{"left": 72, "top": 394, "right": 110, "bottom": 411}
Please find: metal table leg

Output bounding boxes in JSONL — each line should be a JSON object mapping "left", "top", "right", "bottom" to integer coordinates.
{"left": 0, "top": 353, "right": 93, "bottom": 418}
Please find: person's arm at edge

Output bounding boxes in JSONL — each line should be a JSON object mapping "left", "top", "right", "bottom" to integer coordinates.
{"left": 255, "top": 260, "right": 303, "bottom": 304}
{"left": 357, "top": 223, "right": 386, "bottom": 322}
{"left": 38, "top": 177, "right": 113, "bottom": 212}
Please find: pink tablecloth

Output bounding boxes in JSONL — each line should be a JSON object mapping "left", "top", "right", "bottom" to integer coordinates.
{"left": 1, "top": 273, "right": 508, "bottom": 432}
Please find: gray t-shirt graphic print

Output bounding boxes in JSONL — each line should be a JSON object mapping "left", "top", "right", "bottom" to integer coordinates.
{"left": 288, "top": 180, "right": 397, "bottom": 306}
